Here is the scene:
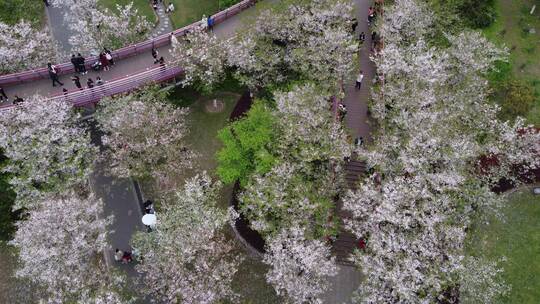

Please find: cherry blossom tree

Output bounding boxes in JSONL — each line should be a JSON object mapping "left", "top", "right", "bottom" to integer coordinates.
{"left": 94, "top": 87, "right": 194, "bottom": 182}
{"left": 132, "top": 173, "right": 242, "bottom": 303}
{"left": 0, "top": 96, "right": 97, "bottom": 209}
{"left": 0, "top": 21, "right": 59, "bottom": 73}
{"left": 273, "top": 84, "right": 352, "bottom": 164}
{"left": 9, "top": 192, "right": 129, "bottom": 303}
{"left": 343, "top": 0, "right": 539, "bottom": 302}
{"left": 224, "top": 0, "right": 357, "bottom": 92}
{"left": 239, "top": 162, "right": 339, "bottom": 238}
{"left": 170, "top": 28, "right": 229, "bottom": 93}
{"left": 263, "top": 226, "right": 337, "bottom": 304}
{"left": 52, "top": 0, "right": 151, "bottom": 53}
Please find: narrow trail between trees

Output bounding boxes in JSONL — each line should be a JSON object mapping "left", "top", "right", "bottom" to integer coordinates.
{"left": 323, "top": 0, "right": 376, "bottom": 302}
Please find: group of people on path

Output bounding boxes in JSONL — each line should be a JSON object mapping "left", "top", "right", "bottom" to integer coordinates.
{"left": 0, "top": 87, "right": 23, "bottom": 105}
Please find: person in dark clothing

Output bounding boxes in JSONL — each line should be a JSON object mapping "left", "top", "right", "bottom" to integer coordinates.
{"left": 71, "top": 75, "right": 82, "bottom": 90}
{"left": 144, "top": 200, "right": 154, "bottom": 214}
{"left": 0, "top": 87, "right": 8, "bottom": 102}
{"left": 158, "top": 56, "right": 165, "bottom": 65}
{"left": 96, "top": 76, "right": 104, "bottom": 85}
{"left": 43, "top": 0, "right": 50, "bottom": 7}
{"left": 77, "top": 53, "right": 87, "bottom": 75}
{"left": 47, "top": 63, "right": 64, "bottom": 87}
{"left": 351, "top": 18, "right": 358, "bottom": 33}
{"left": 99, "top": 53, "right": 110, "bottom": 71}
{"left": 12, "top": 95, "right": 24, "bottom": 105}
{"left": 70, "top": 54, "right": 80, "bottom": 73}
{"left": 87, "top": 78, "right": 94, "bottom": 88}
{"left": 62, "top": 88, "right": 68, "bottom": 95}
{"left": 151, "top": 48, "right": 158, "bottom": 63}
{"left": 359, "top": 31, "right": 366, "bottom": 43}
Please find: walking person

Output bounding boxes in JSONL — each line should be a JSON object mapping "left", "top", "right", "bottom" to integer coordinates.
{"left": 47, "top": 63, "right": 64, "bottom": 87}
{"left": 71, "top": 75, "right": 83, "bottom": 90}
{"left": 114, "top": 249, "right": 124, "bottom": 262}
{"left": 356, "top": 71, "right": 364, "bottom": 90}
{"left": 158, "top": 56, "right": 165, "bottom": 65}
{"left": 338, "top": 103, "right": 347, "bottom": 122}
{"left": 207, "top": 16, "right": 215, "bottom": 31}
{"left": 0, "top": 87, "right": 8, "bottom": 102}
{"left": 166, "top": 2, "right": 174, "bottom": 13}
{"left": 87, "top": 78, "right": 94, "bottom": 89}
{"left": 71, "top": 54, "right": 80, "bottom": 73}
{"left": 359, "top": 31, "right": 366, "bottom": 43}
{"left": 77, "top": 53, "right": 87, "bottom": 75}
{"left": 43, "top": 0, "right": 50, "bottom": 7}
{"left": 99, "top": 52, "right": 109, "bottom": 71}
{"left": 96, "top": 76, "right": 104, "bottom": 85}
{"left": 351, "top": 18, "right": 358, "bottom": 33}
{"left": 151, "top": 47, "right": 159, "bottom": 63}
{"left": 104, "top": 48, "right": 114, "bottom": 66}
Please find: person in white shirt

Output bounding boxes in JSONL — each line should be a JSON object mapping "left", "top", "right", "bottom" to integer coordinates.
{"left": 355, "top": 70, "right": 364, "bottom": 90}
{"left": 201, "top": 15, "right": 208, "bottom": 29}
{"left": 166, "top": 2, "right": 174, "bottom": 13}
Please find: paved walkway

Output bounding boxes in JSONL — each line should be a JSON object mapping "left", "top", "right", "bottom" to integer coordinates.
{"left": 45, "top": 2, "right": 76, "bottom": 53}
{"left": 0, "top": 3, "right": 253, "bottom": 103}
{"left": 324, "top": 0, "right": 376, "bottom": 302}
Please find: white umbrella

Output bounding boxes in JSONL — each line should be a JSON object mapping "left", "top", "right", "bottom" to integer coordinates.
{"left": 142, "top": 213, "right": 157, "bottom": 226}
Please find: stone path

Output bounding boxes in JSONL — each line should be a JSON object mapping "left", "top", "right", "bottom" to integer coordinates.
{"left": 151, "top": 2, "right": 172, "bottom": 37}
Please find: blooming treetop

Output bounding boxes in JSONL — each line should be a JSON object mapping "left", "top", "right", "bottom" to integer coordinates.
{"left": 170, "top": 28, "right": 228, "bottom": 93}
{"left": 225, "top": 0, "right": 357, "bottom": 92}
{"left": 0, "top": 96, "right": 96, "bottom": 209}
{"left": 94, "top": 88, "right": 194, "bottom": 182}
{"left": 273, "top": 83, "right": 352, "bottom": 164}
{"left": 0, "top": 21, "right": 59, "bottom": 73}
{"left": 9, "top": 192, "right": 128, "bottom": 303}
{"left": 52, "top": 0, "right": 151, "bottom": 53}
{"left": 263, "top": 227, "right": 338, "bottom": 304}
{"left": 343, "top": 0, "right": 539, "bottom": 302}
{"left": 132, "top": 173, "right": 242, "bottom": 304}
{"left": 239, "top": 160, "right": 340, "bottom": 239}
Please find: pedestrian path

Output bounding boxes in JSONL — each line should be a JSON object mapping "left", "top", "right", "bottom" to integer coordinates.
{"left": 151, "top": 3, "right": 173, "bottom": 37}
{"left": 0, "top": 1, "right": 255, "bottom": 104}
{"left": 45, "top": 2, "right": 76, "bottom": 53}
{"left": 324, "top": 0, "right": 377, "bottom": 302}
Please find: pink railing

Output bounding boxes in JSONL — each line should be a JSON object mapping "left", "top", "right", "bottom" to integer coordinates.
{"left": 0, "top": 64, "right": 183, "bottom": 110}
{"left": 0, "top": 0, "right": 256, "bottom": 87}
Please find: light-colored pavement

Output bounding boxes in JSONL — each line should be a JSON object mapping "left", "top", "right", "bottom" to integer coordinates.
{"left": 151, "top": 3, "right": 173, "bottom": 37}
{"left": 45, "top": 3, "right": 76, "bottom": 53}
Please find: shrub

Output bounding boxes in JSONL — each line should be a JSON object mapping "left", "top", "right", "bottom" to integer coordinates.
{"left": 498, "top": 79, "right": 535, "bottom": 121}
{"left": 216, "top": 101, "right": 278, "bottom": 185}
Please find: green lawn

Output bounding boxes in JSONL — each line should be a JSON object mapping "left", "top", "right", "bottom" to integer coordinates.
{"left": 165, "top": 0, "right": 219, "bottom": 28}
{"left": 483, "top": 0, "right": 540, "bottom": 125}
{"left": 466, "top": 189, "right": 540, "bottom": 303}
{"left": 0, "top": 0, "right": 45, "bottom": 26}
{"left": 100, "top": 0, "right": 157, "bottom": 25}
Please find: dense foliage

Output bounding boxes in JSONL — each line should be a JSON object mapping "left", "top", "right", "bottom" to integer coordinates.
{"left": 95, "top": 87, "right": 193, "bottom": 183}
{"left": 132, "top": 173, "right": 242, "bottom": 303}
{"left": 9, "top": 192, "right": 129, "bottom": 303}
{"left": 343, "top": 0, "right": 540, "bottom": 302}
{"left": 216, "top": 101, "right": 277, "bottom": 186}
{"left": 0, "top": 96, "right": 97, "bottom": 209}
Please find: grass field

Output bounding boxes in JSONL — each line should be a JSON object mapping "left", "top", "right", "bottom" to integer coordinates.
{"left": 166, "top": 0, "right": 220, "bottom": 28}
{"left": 483, "top": 0, "right": 540, "bottom": 125}
{"left": 466, "top": 189, "right": 540, "bottom": 303}
{"left": 0, "top": 0, "right": 45, "bottom": 26}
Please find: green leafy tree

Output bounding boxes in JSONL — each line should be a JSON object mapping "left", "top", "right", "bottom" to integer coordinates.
{"left": 216, "top": 101, "right": 277, "bottom": 186}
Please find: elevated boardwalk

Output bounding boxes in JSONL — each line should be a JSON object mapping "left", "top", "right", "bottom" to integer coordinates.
{"left": 0, "top": 0, "right": 256, "bottom": 109}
